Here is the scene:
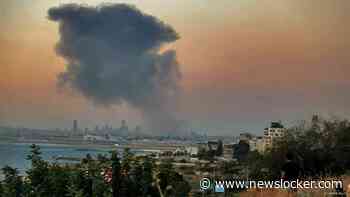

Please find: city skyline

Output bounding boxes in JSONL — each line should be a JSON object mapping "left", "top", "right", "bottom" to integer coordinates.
{"left": 1, "top": 0, "right": 350, "bottom": 134}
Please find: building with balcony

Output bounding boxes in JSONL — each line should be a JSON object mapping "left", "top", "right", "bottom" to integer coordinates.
{"left": 263, "top": 121, "right": 286, "bottom": 150}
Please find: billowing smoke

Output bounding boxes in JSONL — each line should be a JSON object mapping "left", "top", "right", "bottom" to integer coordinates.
{"left": 48, "top": 4, "right": 182, "bottom": 134}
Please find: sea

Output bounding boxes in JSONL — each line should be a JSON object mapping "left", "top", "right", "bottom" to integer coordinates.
{"left": 0, "top": 143, "right": 126, "bottom": 175}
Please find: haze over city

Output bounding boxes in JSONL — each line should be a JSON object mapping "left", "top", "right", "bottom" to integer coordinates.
{"left": 1, "top": 1, "right": 350, "bottom": 197}
{"left": 1, "top": 0, "right": 350, "bottom": 134}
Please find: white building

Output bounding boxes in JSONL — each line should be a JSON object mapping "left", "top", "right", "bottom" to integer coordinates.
{"left": 249, "top": 136, "right": 265, "bottom": 153}
{"left": 237, "top": 132, "right": 265, "bottom": 153}
{"left": 263, "top": 121, "right": 286, "bottom": 150}
{"left": 223, "top": 144, "right": 234, "bottom": 160}
{"left": 185, "top": 146, "right": 199, "bottom": 156}
{"left": 83, "top": 134, "right": 106, "bottom": 142}
{"left": 239, "top": 132, "right": 253, "bottom": 142}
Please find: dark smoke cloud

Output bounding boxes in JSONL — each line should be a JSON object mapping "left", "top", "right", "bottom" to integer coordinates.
{"left": 48, "top": 3, "right": 182, "bottom": 134}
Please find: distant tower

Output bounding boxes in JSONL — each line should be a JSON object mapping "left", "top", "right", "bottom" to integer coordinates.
{"left": 73, "top": 120, "right": 78, "bottom": 133}
{"left": 121, "top": 120, "right": 127, "bottom": 128}
{"left": 120, "top": 120, "right": 129, "bottom": 135}
{"left": 312, "top": 114, "right": 319, "bottom": 124}
{"left": 311, "top": 114, "right": 320, "bottom": 131}
{"left": 135, "top": 126, "right": 141, "bottom": 133}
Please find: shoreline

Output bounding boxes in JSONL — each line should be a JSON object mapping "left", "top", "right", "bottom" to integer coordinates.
{"left": 0, "top": 141, "right": 115, "bottom": 150}
{"left": 0, "top": 140, "right": 180, "bottom": 152}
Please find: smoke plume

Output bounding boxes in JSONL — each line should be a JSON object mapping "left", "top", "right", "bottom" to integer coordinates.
{"left": 48, "top": 4, "right": 182, "bottom": 134}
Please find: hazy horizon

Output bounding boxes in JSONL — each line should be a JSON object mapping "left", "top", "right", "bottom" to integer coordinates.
{"left": 1, "top": 0, "right": 350, "bottom": 135}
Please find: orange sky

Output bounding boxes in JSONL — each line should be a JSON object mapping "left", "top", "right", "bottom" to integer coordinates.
{"left": 1, "top": 0, "right": 350, "bottom": 134}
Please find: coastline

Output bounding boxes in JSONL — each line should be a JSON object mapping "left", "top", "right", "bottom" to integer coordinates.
{"left": 0, "top": 139, "right": 180, "bottom": 152}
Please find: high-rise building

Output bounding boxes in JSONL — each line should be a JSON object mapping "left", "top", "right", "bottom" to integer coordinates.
{"left": 121, "top": 120, "right": 127, "bottom": 128}
{"left": 263, "top": 121, "right": 286, "bottom": 150}
{"left": 73, "top": 120, "right": 78, "bottom": 133}
{"left": 118, "top": 120, "right": 129, "bottom": 135}
{"left": 239, "top": 132, "right": 253, "bottom": 142}
{"left": 249, "top": 136, "right": 265, "bottom": 153}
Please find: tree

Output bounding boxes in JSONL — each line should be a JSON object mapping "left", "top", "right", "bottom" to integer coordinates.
{"left": 0, "top": 182, "right": 3, "bottom": 197}
{"left": 129, "top": 160, "right": 143, "bottom": 196}
{"left": 121, "top": 148, "right": 134, "bottom": 174}
{"left": 233, "top": 140, "right": 250, "bottom": 162}
{"left": 117, "top": 148, "right": 136, "bottom": 196}
{"left": 158, "top": 160, "right": 191, "bottom": 197}
{"left": 82, "top": 153, "right": 93, "bottom": 164}
{"left": 111, "top": 151, "right": 121, "bottom": 197}
{"left": 158, "top": 160, "right": 174, "bottom": 195}
{"left": 197, "top": 148, "right": 215, "bottom": 161}
{"left": 66, "top": 185, "right": 84, "bottom": 197}
{"left": 26, "top": 144, "right": 42, "bottom": 162}
{"left": 97, "top": 154, "right": 109, "bottom": 164}
{"left": 216, "top": 140, "right": 224, "bottom": 156}
{"left": 26, "top": 144, "right": 50, "bottom": 196}
{"left": 67, "top": 169, "right": 88, "bottom": 197}
{"left": 2, "top": 166, "right": 23, "bottom": 197}
{"left": 80, "top": 154, "right": 105, "bottom": 197}
{"left": 141, "top": 157, "right": 156, "bottom": 197}
{"left": 253, "top": 117, "right": 350, "bottom": 179}
{"left": 46, "top": 163, "right": 70, "bottom": 197}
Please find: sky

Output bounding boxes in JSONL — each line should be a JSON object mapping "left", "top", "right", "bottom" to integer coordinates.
{"left": 1, "top": 0, "right": 350, "bottom": 135}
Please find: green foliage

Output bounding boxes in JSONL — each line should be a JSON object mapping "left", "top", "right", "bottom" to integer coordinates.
{"left": 46, "top": 163, "right": 70, "bottom": 197}
{"left": 66, "top": 170, "right": 85, "bottom": 197}
{"left": 246, "top": 118, "right": 350, "bottom": 179}
{"left": 0, "top": 145, "right": 192, "bottom": 197}
{"left": 111, "top": 151, "right": 121, "bottom": 197}
{"left": 1, "top": 117, "right": 349, "bottom": 197}
{"left": 141, "top": 157, "right": 158, "bottom": 197}
{"left": 158, "top": 160, "right": 191, "bottom": 197}
{"left": 216, "top": 140, "right": 224, "bottom": 156}
{"left": 197, "top": 148, "right": 215, "bottom": 161}
{"left": 0, "top": 182, "right": 3, "bottom": 197}
{"left": 220, "top": 161, "right": 241, "bottom": 175}
{"left": 81, "top": 154, "right": 110, "bottom": 197}
{"left": 121, "top": 148, "right": 134, "bottom": 174}
{"left": 97, "top": 154, "right": 109, "bottom": 164}
{"left": 66, "top": 184, "right": 84, "bottom": 197}
{"left": 233, "top": 140, "right": 250, "bottom": 162}
{"left": 27, "top": 144, "right": 42, "bottom": 163}
{"left": 26, "top": 144, "right": 50, "bottom": 196}
{"left": 1, "top": 166, "right": 23, "bottom": 197}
